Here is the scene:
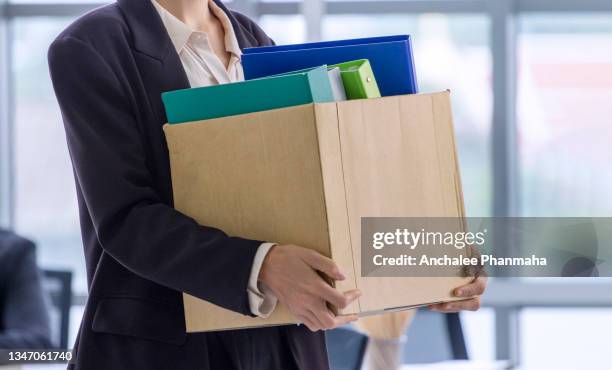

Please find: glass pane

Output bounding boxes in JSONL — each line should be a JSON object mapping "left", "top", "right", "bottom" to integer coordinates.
{"left": 521, "top": 308, "right": 612, "bottom": 370}
{"left": 518, "top": 14, "right": 612, "bottom": 217}
{"left": 12, "top": 17, "right": 87, "bottom": 294}
{"left": 259, "top": 15, "right": 306, "bottom": 45}
{"left": 323, "top": 14, "right": 493, "bottom": 216}
{"left": 462, "top": 309, "right": 495, "bottom": 361}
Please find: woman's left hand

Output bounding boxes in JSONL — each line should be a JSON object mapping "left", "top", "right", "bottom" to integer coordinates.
{"left": 428, "top": 276, "right": 488, "bottom": 312}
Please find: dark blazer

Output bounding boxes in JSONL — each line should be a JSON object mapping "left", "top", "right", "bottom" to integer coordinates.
{"left": 48, "top": 1, "right": 328, "bottom": 369}
{"left": 0, "top": 230, "right": 52, "bottom": 351}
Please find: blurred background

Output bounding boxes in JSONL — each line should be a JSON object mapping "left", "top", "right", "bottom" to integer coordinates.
{"left": 0, "top": 0, "right": 611, "bottom": 369}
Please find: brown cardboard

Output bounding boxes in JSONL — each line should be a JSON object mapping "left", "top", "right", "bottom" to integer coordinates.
{"left": 163, "top": 91, "right": 471, "bottom": 332}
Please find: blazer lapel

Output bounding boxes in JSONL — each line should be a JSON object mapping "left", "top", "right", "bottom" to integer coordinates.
{"left": 117, "top": 0, "right": 258, "bottom": 62}
{"left": 117, "top": 0, "right": 190, "bottom": 124}
{"left": 116, "top": 0, "right": 260, "bottom": 123}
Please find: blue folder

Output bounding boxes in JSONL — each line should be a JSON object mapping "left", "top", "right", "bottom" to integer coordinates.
{"left": 242, "top": 35, "right": 418, "bottom": 97}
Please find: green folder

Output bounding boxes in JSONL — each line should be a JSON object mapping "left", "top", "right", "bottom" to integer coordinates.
{"left": 329, "top": 59, "right": 381, "bottom": 100}
{"left": 271, "top": 60, "right": 381, "bottom": 101}
{"left": 162, "top": 65, "right": 335, "bottom": 124}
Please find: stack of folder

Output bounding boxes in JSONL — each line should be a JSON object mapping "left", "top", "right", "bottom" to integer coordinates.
{"left": 243, "top": 35, "right": 418, "bottom": 97}
{"left": 162, "top": 35, "right": 417, "bottom": 124}
{"left": 272, "top": 59, "right": 381, "bottom": 100}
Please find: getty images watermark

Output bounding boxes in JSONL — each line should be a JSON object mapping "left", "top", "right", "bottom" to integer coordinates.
{"left": 361, "top": 217, "right": 610, "bottom": 278}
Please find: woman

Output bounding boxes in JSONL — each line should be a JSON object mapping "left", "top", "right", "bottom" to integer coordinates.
{"left": 48, "top": 1, "right": 485, "bottom": 369}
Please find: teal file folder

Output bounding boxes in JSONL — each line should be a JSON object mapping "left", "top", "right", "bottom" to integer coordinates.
{"left": 162, "top": 66, "right": 335, "bottom": 124}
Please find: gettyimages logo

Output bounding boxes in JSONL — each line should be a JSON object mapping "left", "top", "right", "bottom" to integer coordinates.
{"left": 371, "top": 228, "right": 487, "bottom": 250}
{"left": 361, "top": 217, "right": 609, "bottom": 278}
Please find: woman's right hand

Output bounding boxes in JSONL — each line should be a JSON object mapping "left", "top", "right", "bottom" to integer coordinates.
{"left": 259, "top": 244, "right": 361, "bottom": 332}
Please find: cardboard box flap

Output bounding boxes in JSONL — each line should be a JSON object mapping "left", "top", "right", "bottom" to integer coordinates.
{"left": 314, "top": 103, "right": 361, "bottom": 314}
{"left": 164, "top": 104, "right": 331, "bottom": 248}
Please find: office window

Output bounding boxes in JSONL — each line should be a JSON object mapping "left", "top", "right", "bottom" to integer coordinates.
{"left": 323, "top": 14, "right": 492, "bottom": 216}
{"left": 12, "top": 17, "right": 87, "bottom": 293}
{"left": 461, "top": 309, "right": 495, "bottom": 361}
{"left": 521, "top": 308, "right": 612, "bottom": 370}
{"left": 259, "top": 15, "right": 306, "bottom": 45}
{"left": 518, "top": 14, "right": 612, "bottom": 217}
{"left": 516, "top": 14, "right": 612, "bottom": 370}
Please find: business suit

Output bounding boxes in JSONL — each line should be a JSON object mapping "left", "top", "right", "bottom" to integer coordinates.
{"left": 0, "top": 230, "right": 52, "bottom": 350}
{"left": 48, "top": 0, "right": 328, "bottom": 369}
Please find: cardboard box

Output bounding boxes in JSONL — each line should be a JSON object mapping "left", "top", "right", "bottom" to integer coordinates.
{"left": 163, "top": 91, "right": 471, "bottom": 332}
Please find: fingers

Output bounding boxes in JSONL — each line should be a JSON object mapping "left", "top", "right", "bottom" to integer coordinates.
{"left": 340, "top": 289, "right": 361, "bottom": 309}
{"left": 426, "top": 276, "right": 487, "bottom": 312}
{"left": 306, "top": 304, "right": 359, "bottom": 332}
{"left": 318, "top": 285, "right": 361, "bottom": 310}
{"left": 303, "top": 250, "right": 346, "bottom": 281}
{"left": 298, "top": 311, "right": 321, "bottom": 332}
{"left": 429, "top": 297, "right": 481, "bottom": 312}
{"left": 317, "top": 283, "right": 347, "bottom": 308}
{"left": 454, "top": 276, "right": 488, "bottom": 298}
{"left": 464, "top": 263, "right": 485, "bottom": 279}
{"left": 301, "top": 284, "right": 360, "bottom": 332}
{"left": 333, "top": 314, "right": 359, "bottom": 327}
{"left": 313, "top": 307, "right": 335, "bottom": 329}
{"left": 464, "top": 245, "right": 487, "bottom": 278}
{"left": 307, "top": 309, "right": 328, "bottom": 331}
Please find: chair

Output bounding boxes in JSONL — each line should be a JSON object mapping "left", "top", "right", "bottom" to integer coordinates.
{"left": 326, "top": 326, "right": 369, "bottom": 370}
{"left": 326, "top": 310, "right": 468, "bottom": 369}
{"left": 402, "top": 310, "right": 468, "bottom": 364}
{"left": 42, "top": 269, "right": 73, "bottom": 349}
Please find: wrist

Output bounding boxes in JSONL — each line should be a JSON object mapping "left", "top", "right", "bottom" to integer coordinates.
{"left": 258, "top": 244, "right": 277, "bottom": 285}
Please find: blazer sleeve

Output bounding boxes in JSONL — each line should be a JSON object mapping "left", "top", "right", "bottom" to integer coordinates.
{"left": 0, "top": 239, "right": 52, "bottom": 349}
{"left": 47, "top": 35, "right": 261, "bottom": 315}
